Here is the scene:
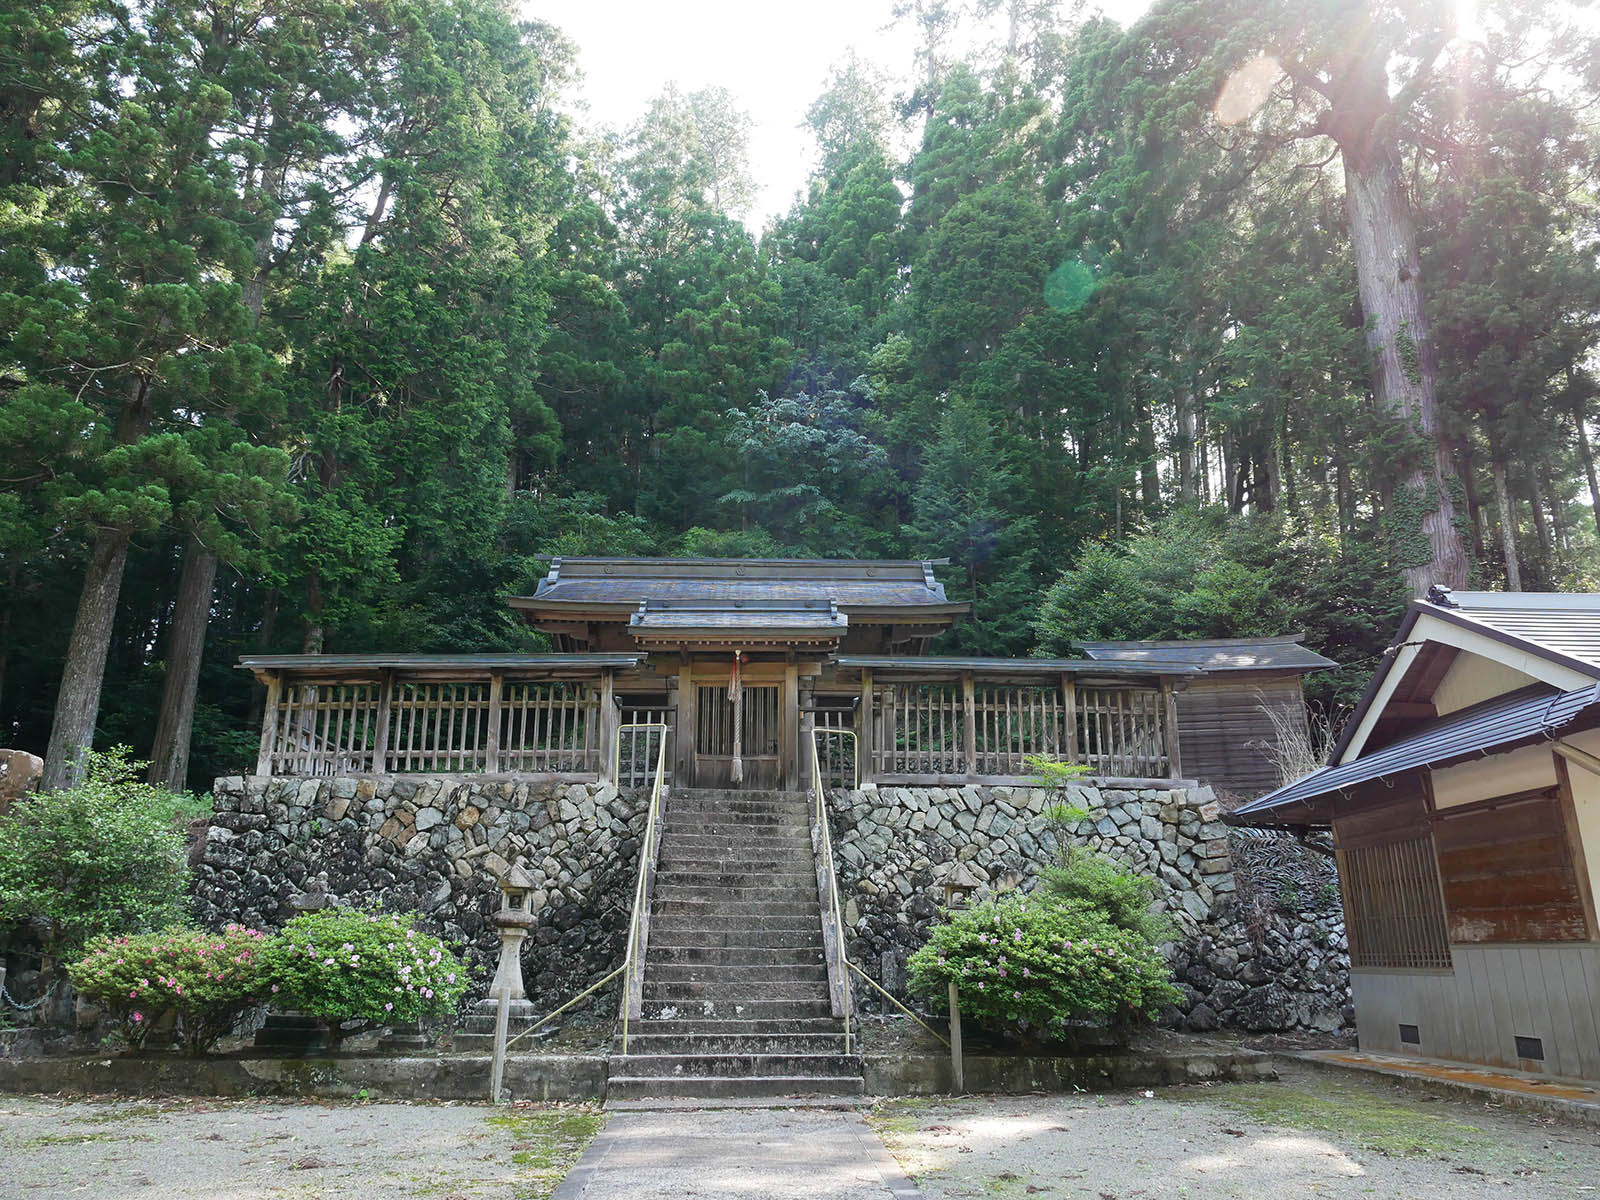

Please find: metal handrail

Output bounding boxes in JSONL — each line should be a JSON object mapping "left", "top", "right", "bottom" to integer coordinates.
{"left": 618, "top": 722, "right": 670, "bottom": 1055}
{"left": 813, "top": 726, "right": 859, "bottom": 791}
{"left": 808, "top": 728, "right": 854, "bottom": 1056}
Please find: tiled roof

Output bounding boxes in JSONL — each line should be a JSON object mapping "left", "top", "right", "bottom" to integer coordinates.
{"left": 1074, "top": 634, "right": 1336, "bottom": 673}
{"left": 1442, "top": 591, "right": 1600, "bottom": 671}
{"left": 518, "top": 557, "right": 959, "bottom": 611}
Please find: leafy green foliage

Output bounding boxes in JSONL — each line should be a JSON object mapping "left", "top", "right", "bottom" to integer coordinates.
{"left": 908, "top": 898, "right": 1180, "bottom": 1047}
{"left": 259, "top": 909, "right": 472, "bottom": 1033}
{"left": 7, "top": 0, "right": 1600, "bottom": 784}
{"left": 67, "top": 926, "right": 269, "bottom": 1054}
{"left": 1042, "top": 848, "right": 1177, "bottom": 946}
{"left": 0, "top": 749, "right": 190, "bottom": 957}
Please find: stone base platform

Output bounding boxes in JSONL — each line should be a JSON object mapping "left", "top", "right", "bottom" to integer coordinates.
{"left": 0, "top": 1047, "right": 1272, "bottom": 1102}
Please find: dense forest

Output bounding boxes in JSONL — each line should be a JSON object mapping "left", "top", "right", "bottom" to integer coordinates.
{"left": 4, "top": 0, "right": 1600, "bottom": 790}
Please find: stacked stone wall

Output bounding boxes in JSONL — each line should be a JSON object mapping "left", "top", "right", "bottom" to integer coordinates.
{"left": 196, "top": 776, "right": 1348, "bottom": 1033}
{"left": 194, "top": 776, "right": 648, "bottom": 1003}
{"left": 827, "top": 783, "right": 1350, "bottom": 1033}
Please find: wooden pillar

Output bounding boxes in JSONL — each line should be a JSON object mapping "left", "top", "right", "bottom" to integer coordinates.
{"left": 674, "top": 660, "right": 695, "bottom": 786}
{"left": 598, "top": 668, "right": 618, "bottom": 782}
{"left": 484, "top": 671, "right": 504, "bottom": 773}
{"left": 1161, "top": 676, "right": 1183, "bottom": 780}
{"left": 858, "top": 668, "right": 874, "bottom": 786}
{"left": 782, "top": 661, "right": 801, "bottom": 791}
{"left": 256, "top": 673, "right": 282, "bottom": 776}
{"left": 961, "top": 672, "right": 978, "bottom": 781}
{"left": 1061, "top": 673, "right": 1078, "bottom": 767}
{"left": 371, "top": 670, "right": 394, "bottom": 774}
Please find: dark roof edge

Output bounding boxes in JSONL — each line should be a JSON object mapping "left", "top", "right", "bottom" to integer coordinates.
{"left": 1231, "top": 682, "right": 1600, "bottom": 828}
{"left": 1074, "top": 633, "right": 1309, "bottom": 649}
{"left": 237, "top": 652, "right": 643, "bottom": 671}
{"left": 836, "top": 655, "right": 1200, "bottom": 675}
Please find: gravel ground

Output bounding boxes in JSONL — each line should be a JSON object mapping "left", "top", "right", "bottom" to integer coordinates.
{"left": 867, "top": 1064, "right": 1600, "bottom": 1199}
{"left": 0, "top": 1095, "right": 603, "bottom": 1200}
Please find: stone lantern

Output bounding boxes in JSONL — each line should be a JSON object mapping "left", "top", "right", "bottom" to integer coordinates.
{"left": 940, "top": 860, "right": 983, "bottom": 911}
{"left": 482, "top": 861, "right": 537, "bottom": 1021}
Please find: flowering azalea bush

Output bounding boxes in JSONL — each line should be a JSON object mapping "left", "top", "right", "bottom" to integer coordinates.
{"left": 259, "top": 909, "right": 471, "bottom": 1042}
{"left": 67, "top": 926, "right": 270, "bottom": 1053}
{"left": 908, "top": 897, "right": 1180, "bottom": 1048}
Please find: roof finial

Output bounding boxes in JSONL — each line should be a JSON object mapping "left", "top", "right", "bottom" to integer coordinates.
{"left": 1426, "top": 584, "right": 1459, "bottom": 608}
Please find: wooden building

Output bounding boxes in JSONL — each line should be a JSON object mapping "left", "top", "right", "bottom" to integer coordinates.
{"left": 1230, "top": 589, "right": 1600, "bottom": 1082}
{"left": 1075, "top": 636, "right": 1334, "bottom": 797}
{"left": 240, "top": 557, "right": 1326, "bottom": 794}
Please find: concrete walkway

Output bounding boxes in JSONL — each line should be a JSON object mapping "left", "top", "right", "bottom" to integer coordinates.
{"left": 552, "top": 1107, "right": 923, "bottom": 1200}
{"left": 1291, "top": 1049, "right": 1600, "bottom": 1126}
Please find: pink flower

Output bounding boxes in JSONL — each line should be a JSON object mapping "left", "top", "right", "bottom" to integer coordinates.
{"left": 132, "top": 1012, "right": 143, "bottom": 1023}
{"left": 384, "top": 1002, "right": 394, "bottom": 1012}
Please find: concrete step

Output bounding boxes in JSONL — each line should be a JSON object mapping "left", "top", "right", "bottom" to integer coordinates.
{"left": 641, "top": 998, "right": 834, "bottom": 1021}
{"left": 648, "top": 926, "right": 823, "bottom": 949}
{"left": 644, "top": 980, "right": 830, "bottom": 1003}
{"left": 645, "top": 945, "right": 824, "bottom": 966}
{"left": 669, "top": 789, "right": 810, "bottom": 804}
{"left": 646, "top": 876, "right": 812, "bottom": 896}
{"left": 654, "top": 885, "right": 818, "bottom": 905}
{"left": 644, "top": 963, "right": 830, "bottom": 985}
{"left": 613, "top": 1032, "right": 849, "bottom": 1056}
{"left": 652, "top": 895, "right": 818, "bottom": 916}
{"left": 660, "top": 836, "right": 813, "bottom": 856}
{"left": 608, "top": 1052, "right": 861, "bottom": 1078}
{"left": 605, "top": 1073, "right": 865, "bottom": 1100}
{"left": 661, "top": 817, "right": 811, "bottom": 835}
{"left": 668, "top": 796, "right": 811, "bottom": 813}
{"left": 659, "top": 857, "right": 819, "bottom": 876}
{"left": 625, "top": 1017, "right": 844, "bottom": 1036}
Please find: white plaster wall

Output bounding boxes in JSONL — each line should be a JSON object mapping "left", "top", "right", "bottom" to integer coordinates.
{"left": 1431, "top": 651, "right": 1542, "bottom": 716}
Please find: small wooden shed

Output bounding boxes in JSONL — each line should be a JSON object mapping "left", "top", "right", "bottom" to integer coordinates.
{"left": 1075, "top": 636, "right": 1336, "bottom": 798}
{"left": 1229, "top": 590, "right": 1600, "bottom": 1082}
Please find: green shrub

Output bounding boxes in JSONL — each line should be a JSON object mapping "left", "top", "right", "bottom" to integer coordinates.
{"left": 1041, "top": 848, "right": 1177, "bottom": 945}
{"left": 0, "top": 748, "right": 191, "bottom": 959}
{"left": 68, "top": 926, "right": 271, "bottom": 1054}
{"left": 260, "top": 909, "right": 471, "bottom": 1041}
{"left": 908, "top": 897, "right": 1180, "bottom": 1048}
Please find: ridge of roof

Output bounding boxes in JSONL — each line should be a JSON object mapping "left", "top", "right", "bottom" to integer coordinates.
{"left": 1075, "top": 634, "right": 1309, "bottom": 649}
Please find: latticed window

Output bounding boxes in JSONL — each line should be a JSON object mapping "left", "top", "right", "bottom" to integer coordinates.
{"left": 1338, "top": 834, "right": 1453, "bottom": 970}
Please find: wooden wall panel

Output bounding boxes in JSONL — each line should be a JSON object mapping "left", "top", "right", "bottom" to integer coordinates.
{"left": 1433, "top": 793, "right": 1591, "bottom": 944}
{"left": 1174, "top": 675, "right": 1305, "bottom": 797}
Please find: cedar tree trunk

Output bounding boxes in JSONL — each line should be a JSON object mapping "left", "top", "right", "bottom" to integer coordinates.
{"left": 147, "top": 535, "right": 218, "bottom": 791}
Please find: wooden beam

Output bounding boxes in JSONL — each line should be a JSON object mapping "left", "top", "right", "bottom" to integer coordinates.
{"left": 674, "top": 663, "right": 695, "bottom": 786}
{"left": 371, "top": 670, "right": 393, "bottom": 774}
{"left": 961, "top": 671, "right": 977, "bottom": 781}
{"left": 782, "top": 662, "right": 800, "bottom": 791}
{"left": 598, "top": 668, "right": 618, "bottom": 783}
{"left": 484, "top": 671, "right": 503, "bottom": 773}
{"left": 858, "top": 668, "right": 874, "bottom": 786}
{"left": 1554, "top": 753, "right": 1600, "bottom": 940}
{"left": 1061, "top": 673, "right": 1078, "bottom": 766}
{"left": 1161, "top": 676, "right": 1183, "bottom": 780}
{"left": 256, "top": 673, "right": 281, "bottom": 776}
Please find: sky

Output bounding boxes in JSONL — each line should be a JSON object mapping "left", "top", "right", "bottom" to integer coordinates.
{"left": 522, "top": 0, "right": 1154, "bottom": 230}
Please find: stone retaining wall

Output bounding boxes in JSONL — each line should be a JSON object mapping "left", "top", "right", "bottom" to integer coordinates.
{"left": 826, "top": 783, "right": 1349, "bottom": 1033}
{"left": 196, "top": 776, "right": 1348, "bottom": 1034}
{"left": 195, "top": 776, "right": 648, "bottom": 1003}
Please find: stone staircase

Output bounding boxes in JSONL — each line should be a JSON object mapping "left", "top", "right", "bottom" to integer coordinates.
{"left": 606, "top": 787, "right": 863, "bottom": 1100}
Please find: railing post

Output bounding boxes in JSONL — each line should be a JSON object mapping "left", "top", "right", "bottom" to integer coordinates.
{"left": 371, "top": 670, "right": 393, "bottom": 774}
{"left": 961, "top": 672, "right": 978, "bottom": 781}
{"left": 256, "top": 673, "right": 282, "bottom": 776}
{"left": 1061, "top": 673, "right": 1079, "bottom": 767}
{"left": 858, "top": 668, "right": 874, "bottom": 785}
{"left": 1161, "top": 676, "right": 1183, "bottom": 779}
{"left": 485, "top": 671, "right": 503, "bottom": 773}
{"left": 598, "top": 669, "right": 618, "bottom": 781}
